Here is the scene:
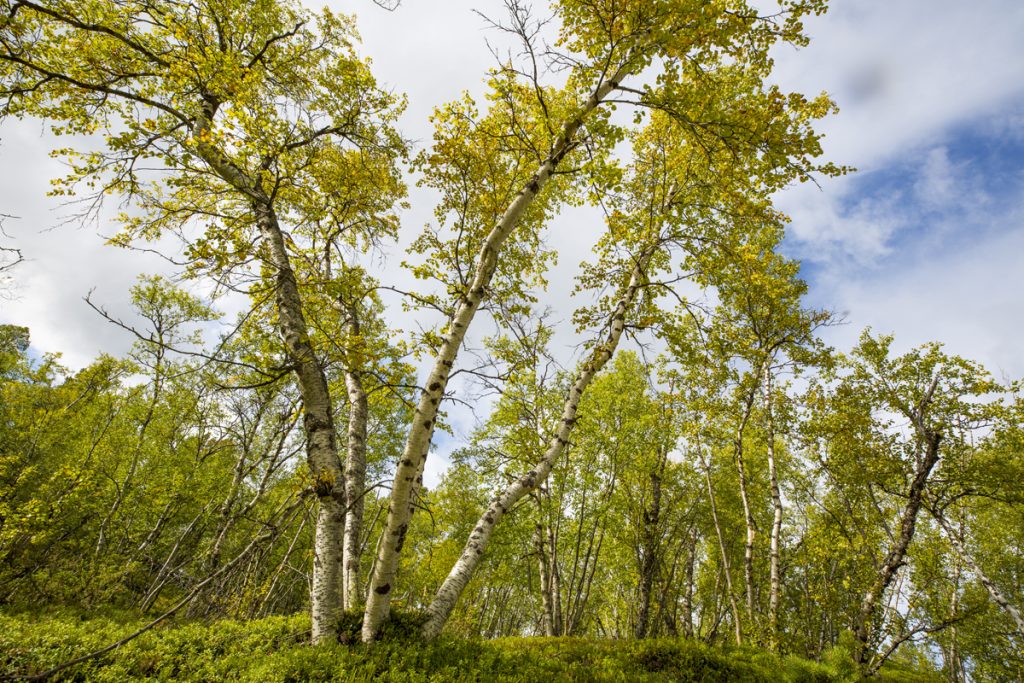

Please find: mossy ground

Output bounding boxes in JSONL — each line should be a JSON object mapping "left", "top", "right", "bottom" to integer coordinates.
{"left": 0, "top": 611, "right": 941, "bottom": 682}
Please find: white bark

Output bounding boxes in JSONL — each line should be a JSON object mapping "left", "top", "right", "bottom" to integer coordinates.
{"left": 193, "top": 102, "right": 346, "bottom": 643}
{"left": 763, "top": 365, "right": 783, "bottom": 651}
{"left": 255, "top": 204, "right": 346, "bottom": 644}
{"left": 934, "top": 510, "right": 1024, "bottom": 639}
{"left": 342, "top": 365, "right": 368, "bottom": 610}
{"left": 361, "top": 61, "right": 637, "bottom": 642}
{"left": 701, "top": 444, "right": 744, "bottom": 646}
{"left": 419, "top": 250, "right": 652, "bottom": 639}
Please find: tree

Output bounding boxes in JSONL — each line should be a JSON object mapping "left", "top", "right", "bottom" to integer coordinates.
{"left": 1, "top": 0, "right": 405, "bottom": 643}
{"left": 806, "top": 332, "right": 1003, "bottom": 672}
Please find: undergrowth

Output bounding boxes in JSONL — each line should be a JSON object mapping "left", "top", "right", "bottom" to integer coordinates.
{"left": 0, "top": 610, "right": 942, "bottom": 682}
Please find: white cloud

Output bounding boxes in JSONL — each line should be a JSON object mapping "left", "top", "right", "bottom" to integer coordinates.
{"left": 819, "top": 220, "right": 1024, "bottom": 379}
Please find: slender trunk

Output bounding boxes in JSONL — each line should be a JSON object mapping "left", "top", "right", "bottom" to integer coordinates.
{"left": 139, "top": 505, "right": 208, "bottom": 612}
{"left": 343, "top": 364, "right": 368, "bottom": 610}
{"left": 682, "top": 532, "right": 696, "bottom": 638}
{"left": 763, "top": 365, "right": 783, "bottom": 651}
{"left": 362, "top": 63, "right": 637, "bottom": 641}
{"left": 636, "top": 464, "right": 663, "bottom": 638}
{"left": 570, "top": 521, "right": 606, "bottom": 635}
{"left": 96, "top": 373, "right": 161, "bottom": 555}
{"left": 933, "top": 509, "right": 1024, "bottom": 639}
{"left": 535, "top": 522, "right": 557, "bottom": 636}
{"left": 549, "top": 521, "right": 563, "bottom": 634}
{"left": 855, "top": 431, "right": 941, "bottom": 664}
{"left": 947, "top": 555, "right": 962, "bottom": 683}
{"left": 419, "top": 249, "right": 651, "bottom": 639}
{"left": 737, "top": 395, "right": 761, "bottom": 626}
{"left": 701, "top": 445, "right": 743, "bottom": 645}
{"left": 258, "top": 513, "right": 308, "bottom": 618}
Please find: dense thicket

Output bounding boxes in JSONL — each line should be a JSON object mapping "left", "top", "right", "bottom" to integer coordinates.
{"left": 0, "top": 0, "right": 1021, "bottom": 680}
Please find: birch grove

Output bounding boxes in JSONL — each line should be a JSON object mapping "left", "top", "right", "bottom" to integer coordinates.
{"left": 2, "top": 0, "right": 1023, "bottom": 679}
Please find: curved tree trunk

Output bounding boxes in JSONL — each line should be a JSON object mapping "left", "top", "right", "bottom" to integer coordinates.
{"left": 361, "top": 61, "right": 638, "bottom": 642}
{"left": 193, "top": 100, "right": 346, "bottom": 644}
{"left": 419, "top": 249, "right": 652, "bottom": 639}
{"left": 255, "top": 203, "right": 345, "bottom": 644}
{"left": 933, "top": 509, "right": 1024, "bottom": 639}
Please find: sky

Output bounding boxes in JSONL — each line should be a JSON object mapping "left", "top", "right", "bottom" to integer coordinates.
{"left": 1, "top": 1, "right": 1023, "bottom": 485}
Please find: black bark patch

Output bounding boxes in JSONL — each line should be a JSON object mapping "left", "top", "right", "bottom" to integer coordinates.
{"left": 375, "top": 583, "right": 391, "bottom": 595}
{"left": 429, "top": 382, "right": 441, "bottom": 392}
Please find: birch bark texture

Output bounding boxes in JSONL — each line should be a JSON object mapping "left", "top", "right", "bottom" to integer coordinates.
{"left": 420, "top": 248, "right": 653, "bottom": 639}
{"left": 343, "top": 366, "right": 369, "bottom": 610}
{"left": 194, "top": 102, "right": 349, "bottom": 643}
{"left": 361, "top": 61, "right": 638, "bottom": 642}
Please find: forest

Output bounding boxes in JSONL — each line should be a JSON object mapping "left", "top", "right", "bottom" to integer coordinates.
{"left": 0, "top": 0, "right": 1021, "bottom": 681}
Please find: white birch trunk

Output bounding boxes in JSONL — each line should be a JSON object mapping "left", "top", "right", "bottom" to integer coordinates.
{"left": 934, "top": 511, "right": 1024, "bottom": 638}
{"left": 361, "top": 63, "right": 636, "bottom": 642}
{"left": 419, "top": 250, "right": 652, "bottom": 639}
{"left": 763, "top": 365, "right": 783, "bottom": 651}
{"left": 342, "top": 366, "right": 368, "bottom": 610}
{"left": 192, "top": 103, "right": 346, "bottom": 643}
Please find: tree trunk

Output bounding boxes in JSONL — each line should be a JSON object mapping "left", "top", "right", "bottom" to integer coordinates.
{"left": 419, "top": 249, "right": 651, "bottom": 639}
{"left": 855, "top": 431, "right": 941, "bottom": 664}
{"left": 763, "top": 365, "right": 783, "bottom": 651}
{"left": 682, "top": 531, "right": 697, "bottom": 638}
{"left": 342, "top": 364, "right": 368, "bottom": 610}
{"left": 933, "top": 509, "right": 1024, "bottom": 639}
{"left": 192, "top": 101, "right": 345, "bottom": 644}
{"left": 733, "top": 400, "right": 758, "bottom": 626}
{"left": 361, "top": 61, "right": 638, "bottom": 642}
{"left": 636, "top": 461, "right": 664, "bottom": 638}
{"left": 535, "top": 522, "right": 558, "bottom": 636}
{"left": 254, "top": 203, "right": 345, "bottom": 645}
{"left": 701, "top": 443, "right": 743, "bottom": 645}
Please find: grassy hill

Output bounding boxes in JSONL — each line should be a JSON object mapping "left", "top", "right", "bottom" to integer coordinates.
{"left": 0, "top": 611, "right": 942, "bottom": 682}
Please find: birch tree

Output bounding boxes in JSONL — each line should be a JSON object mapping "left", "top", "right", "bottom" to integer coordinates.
{"left": 0, "top": 0, "right": 406, "bottom": 643}
{"left": 807, "top": 333, "right": 1003, "bottom": 669}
